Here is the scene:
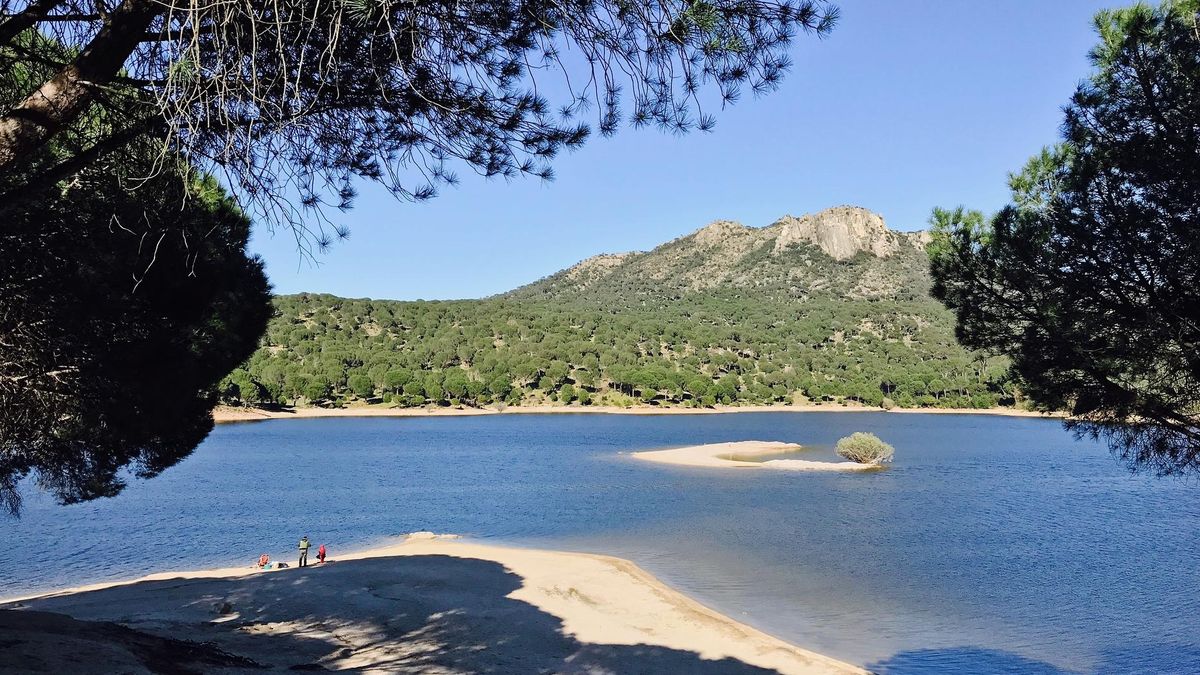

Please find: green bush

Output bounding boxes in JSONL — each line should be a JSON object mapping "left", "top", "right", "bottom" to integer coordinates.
{"left": 836, "top": 432, "right": 895, "bottom": 464}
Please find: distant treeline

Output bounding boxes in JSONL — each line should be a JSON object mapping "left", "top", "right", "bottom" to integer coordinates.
{"left": 221, "top": 291, "right": 1014, "bottom": 410}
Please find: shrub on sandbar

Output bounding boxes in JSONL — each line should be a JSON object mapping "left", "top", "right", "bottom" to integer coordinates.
{"left": 836, "top": 432, "right": 895, "bottom": 464}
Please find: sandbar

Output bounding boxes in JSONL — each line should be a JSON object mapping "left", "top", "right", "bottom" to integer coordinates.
{"left": 1, "top": 533, "right": 863, "bottom": 674}
{"left": 632, "top": 441, "right": 880, "bottom": 472}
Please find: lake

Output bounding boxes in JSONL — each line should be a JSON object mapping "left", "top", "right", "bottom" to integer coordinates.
{"left": 3, "top": 412, "right": 1198, "bottom": 673}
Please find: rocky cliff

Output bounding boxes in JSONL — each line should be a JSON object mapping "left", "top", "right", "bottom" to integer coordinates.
{"left": 770, "top": 206, "right": 918, "bottom": 260}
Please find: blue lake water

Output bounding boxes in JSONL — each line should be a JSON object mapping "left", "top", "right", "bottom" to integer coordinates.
{"left": 3, "top": 412, "right": 1198, "bottom": 673}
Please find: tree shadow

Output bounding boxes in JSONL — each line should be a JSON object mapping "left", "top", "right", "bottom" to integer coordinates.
{"left": 867, "top": 647, "right": 1073, "bottom": 674}
{"left": 869, "top": 642, "right": 1200, "bottom": 675}
{"left": 3, "top": 554, "right": 793, "bottom": 673}
{"left": 1094, "top": 643, "right": 1200, "bottom": 674}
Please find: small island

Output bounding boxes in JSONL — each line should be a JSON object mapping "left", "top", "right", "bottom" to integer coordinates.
{"left": 632, "top": 440, "right": 882, "bottom": 472}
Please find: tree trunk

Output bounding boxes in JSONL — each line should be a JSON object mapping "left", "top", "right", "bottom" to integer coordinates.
{"left": 0, "top": 0, "right": 162, "bottom": 173}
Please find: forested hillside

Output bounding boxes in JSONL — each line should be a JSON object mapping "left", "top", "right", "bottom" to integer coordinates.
{"left": 223, "top": 207, "right": 1013, "bottom": 410}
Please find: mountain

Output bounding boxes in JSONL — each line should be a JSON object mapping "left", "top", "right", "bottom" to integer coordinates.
{"left": 507, "top": 206, "right": 933, "bottom": 302}
{"left": 226, "top": 207, "right": 1011, "bottom": 411}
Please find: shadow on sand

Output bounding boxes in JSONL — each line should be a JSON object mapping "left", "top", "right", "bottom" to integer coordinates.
{"left": 3, "top": 554, "right": 788, "bottom": 673}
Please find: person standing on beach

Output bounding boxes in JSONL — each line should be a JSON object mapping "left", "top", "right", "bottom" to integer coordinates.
{"left": 317, "top": 543, "right": 327, "bottom": 564}
{"left": 298, "top": 535, "right": 310, "bottom": 567}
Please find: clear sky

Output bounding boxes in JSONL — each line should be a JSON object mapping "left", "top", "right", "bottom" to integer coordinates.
{"left": 250, "top": 0, "right": 1116, "bottom": 301}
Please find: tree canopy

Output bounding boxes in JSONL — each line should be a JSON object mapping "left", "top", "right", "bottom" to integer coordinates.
{"left": 0, "top": 46, "right": 272, "bottom": 514}
{"left": 928, "top": 0, "right": 1200, "bottom": 475}
{"left": 0, "top": 0, "right": 837, "bottom": 244}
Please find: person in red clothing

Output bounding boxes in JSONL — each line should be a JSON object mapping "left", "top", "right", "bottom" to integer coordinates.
{"left": 317, "top": 544, "right": 327, "bottom": 564}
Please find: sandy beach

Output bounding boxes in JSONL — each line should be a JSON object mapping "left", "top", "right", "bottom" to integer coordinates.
{"left": 214, "top": 402, "right": 1061, "bottom": 424}
{"left": 1, "top": 534, "right": 864, "bottom": 674}
{"left": 632, "top": 441, "right": 880, "bottom": 471}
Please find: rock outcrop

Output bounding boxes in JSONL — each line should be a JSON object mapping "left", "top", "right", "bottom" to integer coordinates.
{"left": 564, "top": 252, "right": 639, "bottom": 282}
{"left": 691, "top": 219, "right": 752, "bottom": 247}
{"left": 770, "top": 206, "right": 903, "bottom": 260}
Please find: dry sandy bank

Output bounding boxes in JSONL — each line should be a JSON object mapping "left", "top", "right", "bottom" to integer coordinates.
{"left": 888, "top": 407, "right": 1062, "bottom": 418}
{"left": 2, "top": 534, "right": 864, "bottom": 674}
{"left": 211, "top": 403, "right": 873, "bottom": 423}
{"left": 632, "top": 441, "right": 880, "bottom": 472}
{"left": 214, "top": 403, "right": 1060, "bottom": 424}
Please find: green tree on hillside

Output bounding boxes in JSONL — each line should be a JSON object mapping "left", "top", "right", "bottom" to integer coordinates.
{"left": 221, "top": 369, "right": 268, "bottom": 405}
{"left": 348, "top": 374, "right": 375, "bottom": 399}
{"left": 304, "top": 377, "right": 333, "bottom": 403}
{"left": 384, "top": 369, "right": 412, "bottom": 395}
{"left": 929, "top": 0, "right": 1200, "bottom": 474}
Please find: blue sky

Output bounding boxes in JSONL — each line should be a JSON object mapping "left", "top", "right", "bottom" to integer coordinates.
{"left": 250, "top": 0, "right": 1116, "bottom": 301}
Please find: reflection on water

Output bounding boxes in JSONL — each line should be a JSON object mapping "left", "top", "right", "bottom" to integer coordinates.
{"left": 3, "top": 412, "right": 1198, "bottom": 672}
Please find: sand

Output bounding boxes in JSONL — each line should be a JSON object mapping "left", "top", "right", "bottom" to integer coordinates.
{"left": 1, "top": 534, "right": 864, "bottom": 674}
{"left": 214, "top": 403, "right": 1060, "bottom": 424}
{"left": 211, "top": 403, "right": 875, "bottom": 423}
{"left": 632, "top": 441, "right": 881, "bottom": 472}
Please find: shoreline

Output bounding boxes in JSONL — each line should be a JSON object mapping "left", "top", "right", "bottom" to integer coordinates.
{"left": 214, "top": 402, "right": 1062, "bottom": 424}
{"left": 3, "top": 534, "right": 864, "bottom": 674}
